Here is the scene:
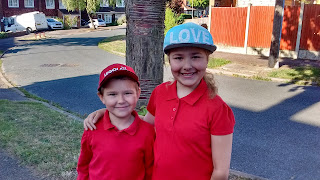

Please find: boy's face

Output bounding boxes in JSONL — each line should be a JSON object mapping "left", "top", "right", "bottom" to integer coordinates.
{"left": 168, "top": 47, "right": 208, "bottom": 90}
{"left": 98, "top": 79, "right": 140, "bottom": 120}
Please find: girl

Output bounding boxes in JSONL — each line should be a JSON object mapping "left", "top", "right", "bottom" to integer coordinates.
{"left": 84, "top": 22, "right": 235, "bottom": 180}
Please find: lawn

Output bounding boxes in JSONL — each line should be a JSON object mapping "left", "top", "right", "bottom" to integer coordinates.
{"left": 0, "top": 100, "right": 83, "bottom": 179}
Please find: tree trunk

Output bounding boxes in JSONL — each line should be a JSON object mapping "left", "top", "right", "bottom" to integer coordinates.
{"left": 126, "top": 0, "right": 166, "bottom": 107}
{"left": 268, "top": 0, "right": 284, "bottom": 68}
{"left": 87, "top": 12, "right": 96, "bottom": 29}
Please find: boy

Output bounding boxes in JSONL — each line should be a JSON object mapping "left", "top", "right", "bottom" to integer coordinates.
{"left": 77, "top": 63, "right": 155, "bottom": 180}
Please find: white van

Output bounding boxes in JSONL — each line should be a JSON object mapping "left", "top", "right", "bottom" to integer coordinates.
{"left": 4, "top": 11, "right": 48, "bottom": 34}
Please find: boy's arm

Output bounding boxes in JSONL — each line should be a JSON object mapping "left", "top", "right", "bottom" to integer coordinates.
{"left": 77, "top": 132, "right": 93, "bottom": 180}
{"left": 83, "top": 108, "right": 106, "bottom": 130}
{"left": 210, "top": 134, "right": 233, "bottom": 180}
{"left": 144, "top": 130, "right": 155, "bottom": 180}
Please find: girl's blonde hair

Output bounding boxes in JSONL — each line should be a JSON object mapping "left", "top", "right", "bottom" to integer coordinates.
{"left": 203, "top": 71, "right": 217, "bottom": 99}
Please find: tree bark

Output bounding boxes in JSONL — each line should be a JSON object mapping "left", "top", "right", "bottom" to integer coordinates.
{"left": 268, "top": 0, "right": 285, "bottom": 68}
{"left": 126, "top": 0, "right": 166, "bottom": 107}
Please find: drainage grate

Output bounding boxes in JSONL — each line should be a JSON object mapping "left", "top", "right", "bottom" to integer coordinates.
{"left": 40, "top": 64, "right": 60, "bottom": 67}
{"left": 40, "top": 64, "right": 79, "bottom": 67}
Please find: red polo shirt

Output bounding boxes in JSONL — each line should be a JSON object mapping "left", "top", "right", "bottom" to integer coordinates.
{"left": 77, "top": 110, "right": 155, "bottom": 180}
{"left": 147, "top": 79, "right": 235, "bottom": 180}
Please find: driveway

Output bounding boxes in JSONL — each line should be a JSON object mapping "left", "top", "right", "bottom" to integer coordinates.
{"left": 1, "top": 28, "right": 320, "bottom": 180}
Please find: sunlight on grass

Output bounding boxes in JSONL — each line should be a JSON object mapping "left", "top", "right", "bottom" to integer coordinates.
{"left": 208, "top": 57, "right": 231, "bottom": 68}
{"left": 268, "top": 66, "right": 320, "bottom": 85}
{"left": 98, "top": 35, "right": 126, "bottom": 56}
{"left": 0, "top": 100, "right": 83, "bottom": 179}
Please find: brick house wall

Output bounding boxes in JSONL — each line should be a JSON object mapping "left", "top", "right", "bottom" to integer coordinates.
{"left": 1, "top": 0, "right": 59, "bottom": 17}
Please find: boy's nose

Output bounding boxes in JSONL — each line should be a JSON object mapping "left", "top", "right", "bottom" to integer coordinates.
{"left": 118, "top": 94, "right": 125, "bottom": 103}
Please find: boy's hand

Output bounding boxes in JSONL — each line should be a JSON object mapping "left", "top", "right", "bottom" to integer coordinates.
{"left": 83, "top": 108, "right": 106, "bottom": 130}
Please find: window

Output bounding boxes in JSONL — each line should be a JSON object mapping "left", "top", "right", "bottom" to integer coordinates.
{"left": 105, "top": 14, "right": 112, "bottom": 23}
{"left": 46, "top": 0, "right": 55, "bottom": 9}
{"left": 116, "top": 0, "right": 125, "bottom": 7}
{"left": 59, "top": 0, "right": 66, "bottom": 9}
{"left": 8, "top": 0, "right": 19, "bottom": 7}
{"left": 100, "top": 0, "right": 109, "bottom": 7}
{"left": 24, "top": 0, "right": 34, "bottom": 8}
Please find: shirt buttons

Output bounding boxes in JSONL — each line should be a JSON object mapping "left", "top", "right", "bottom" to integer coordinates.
{"left": 173, "top": 108, "right": 176, "bottom": 111}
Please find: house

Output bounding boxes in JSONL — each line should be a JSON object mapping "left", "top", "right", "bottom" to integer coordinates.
{"left": 181, "top": 0, "right": 208, "bottom": 18}
{"left": 0, "top": 0, "right": 82, "bottom": 31}
{"left": 94, "top": 0, "right": 125, "bottom": 24}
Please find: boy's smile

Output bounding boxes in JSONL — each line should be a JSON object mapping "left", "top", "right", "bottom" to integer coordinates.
{"left": 169, "top": 47, "right": 208, "bottom": 91}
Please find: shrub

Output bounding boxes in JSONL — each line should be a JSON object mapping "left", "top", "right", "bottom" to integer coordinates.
{"left": 0, "top": 32, "right": 8, "bottom": 39}
{"left": 117, "top": 14, "right": 126, "bottom": 25}
{"left": 165, "top": 8, "right": 178, "bottom": 35}
{"left": 63, "top": 16, "right": 77, "bottom": 30}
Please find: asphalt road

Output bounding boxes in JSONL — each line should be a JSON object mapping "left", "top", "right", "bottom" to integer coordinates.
{"left": 1, "top": 28, "right": 320, "bottom": 180}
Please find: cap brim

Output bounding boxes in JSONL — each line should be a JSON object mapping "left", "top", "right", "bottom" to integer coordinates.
{"left": 98, "top": 70, "right": 139, "bottom": 91}
{"left": 164, "top": 43, "right": 217, "bottom": 54}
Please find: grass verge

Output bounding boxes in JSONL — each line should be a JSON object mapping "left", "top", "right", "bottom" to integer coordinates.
{"left": 0, "top": 100, "right": 83, "bottom": 179}
{"left": 98, "top": 35, "right": 126, "bottom": 56}
{"left": 268, "top": 66, "right": 320, "bottom": 86}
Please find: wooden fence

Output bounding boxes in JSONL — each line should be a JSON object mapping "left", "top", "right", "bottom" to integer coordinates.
{"left": 210, "top": 4, "right": 320, "bottom": 52}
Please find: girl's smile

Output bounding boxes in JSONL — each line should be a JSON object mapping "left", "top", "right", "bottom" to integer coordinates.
{"left": 169, "top": 47, "right": 208, "bottom": 91}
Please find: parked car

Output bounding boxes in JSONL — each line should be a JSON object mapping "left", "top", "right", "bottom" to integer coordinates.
{"left": 46, "top": 18, "right": 63, "bottom": 30}
{"left": 88, "top": 19, "right": 106, "bottom": 28}
{"left": 81, "top": 19, "right": 89, "bottom": 27}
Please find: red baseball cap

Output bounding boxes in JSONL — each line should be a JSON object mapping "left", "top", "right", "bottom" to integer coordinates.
{"left": 98, "top": 63, "right": 139, "bottom": 91}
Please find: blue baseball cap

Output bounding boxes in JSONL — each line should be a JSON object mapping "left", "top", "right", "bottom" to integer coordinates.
{"left": 163, "top": 22, "right": 217, "bottom": 54}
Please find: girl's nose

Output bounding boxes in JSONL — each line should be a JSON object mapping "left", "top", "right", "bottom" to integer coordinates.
{"left": 183, "top": 59, "right": 192, "bottom": 70}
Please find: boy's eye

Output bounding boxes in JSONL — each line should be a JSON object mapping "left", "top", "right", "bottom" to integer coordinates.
{"left": 173, "top": 57, "right": 183, "bottom": 60}
{"left": 107, "top": 93, "right": 116, "bottom": 96}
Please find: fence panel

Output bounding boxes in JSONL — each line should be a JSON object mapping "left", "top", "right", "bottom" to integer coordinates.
{"left": 300, "top": 4, "right": 320, "bottom": 51}
{"left": 210, "top": 7, "right": 247, "bottom": 47}
{"left": 247, "top": 6, "right": 274, "bottom": 48}
{"left": 280, "top": 6, "right": 300, "bottom": 51}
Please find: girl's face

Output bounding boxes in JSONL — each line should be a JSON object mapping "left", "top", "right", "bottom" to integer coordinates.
{"left": 169, "top": 47, "right": 208, "bottom": 90}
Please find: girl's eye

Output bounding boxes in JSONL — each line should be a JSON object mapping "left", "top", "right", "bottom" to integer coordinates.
{"left": 125, "top": 92, "right": 133, "bottom": 95}
{"left": 192, "top": 56, "right": 201, "bottom": 59}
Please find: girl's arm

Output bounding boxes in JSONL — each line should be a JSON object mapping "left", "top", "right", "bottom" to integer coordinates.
{"left": 83, "top": 108, "right": 106, "bottom": 130}
{"left": 210, "top": 134, "right": 233, "bottom": 180}
{"left": 84, "top": 109, "right": 155, "bottom": 130}
{"left": 141, "top": 111, "right": 155, "bottom": 126}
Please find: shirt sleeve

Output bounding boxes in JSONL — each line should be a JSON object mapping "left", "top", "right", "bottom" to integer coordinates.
{"left": 144, "top": 128, "right": 155, "bottom": 180}
{"left": 209, "top": 103, "right": 235, "bottom": 135}
{"left": 77, "top": 131, "right": 92, "bottom": 180}
{"left": 147, "top": 87, "right": 158, "bottom": 116}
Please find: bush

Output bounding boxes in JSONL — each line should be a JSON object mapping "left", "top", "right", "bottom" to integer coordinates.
{"left": 165, "top": 8, "right": 178, "bottom": 35}
{"left": 117, "top": 14, "right": 126, "bottom": 25}
{"left": 178, "top": 13, "right": 192, "bottom": 21}
{"left": 63, "top": 16, "right": 77, "bottom": 30}
{"left": 0, "top": 32, "right": 8, "bottom": 39}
